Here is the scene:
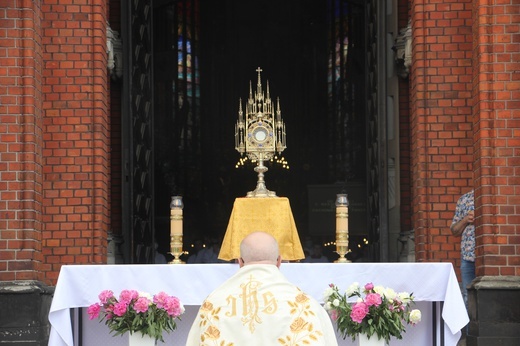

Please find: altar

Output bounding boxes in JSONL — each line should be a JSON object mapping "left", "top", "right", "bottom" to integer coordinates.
{"left": 48, "top": 262, "right": 467, "bottom": 346}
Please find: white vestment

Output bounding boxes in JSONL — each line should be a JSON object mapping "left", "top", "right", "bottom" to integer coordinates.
{"left": 186, "top": 264, "right": 338, "bottom": 346}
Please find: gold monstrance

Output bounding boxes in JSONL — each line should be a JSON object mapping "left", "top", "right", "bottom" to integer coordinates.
{"left": 235, "top": 68, "right": 287, "bottom": 197}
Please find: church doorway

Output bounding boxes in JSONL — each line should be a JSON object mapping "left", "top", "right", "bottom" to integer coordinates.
{"left": 121, "top": 0, "right": 387, "bottom": 264}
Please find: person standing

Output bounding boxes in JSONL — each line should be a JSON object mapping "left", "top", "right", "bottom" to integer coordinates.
{"left": 186, "top": 231, "right": 338, "bottom": 346}
{"left": 303, "top": 243, "right": 329, "bottom": 263}
{"left": 450, "top": 190, "right": 475, "bottom": 308}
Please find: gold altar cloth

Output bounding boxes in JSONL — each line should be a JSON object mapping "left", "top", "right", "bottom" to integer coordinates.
{"left": 218, "top": 197, "right": 305, "bottom": 261}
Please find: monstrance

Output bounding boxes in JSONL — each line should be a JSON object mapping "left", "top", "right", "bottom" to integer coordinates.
{"left": 235, "top": 67, "right": 286, "bottom": 197}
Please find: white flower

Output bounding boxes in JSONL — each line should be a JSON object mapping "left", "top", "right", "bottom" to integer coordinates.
{"left": 356, "top": 297, "right": 363, "bottom": 303}
{"left": 323, "top": 287, "right": 335, "bottom": 300}
{"left": 373, "top": 285, "right": 385, "bottom": 295}
{"left": 332, "top": 298, "right": 340, "bottom": 307}
{"left": 409, "top": 309, "right": 422, "bottom": 324}
{"left": 383, "top": 287, "right": 397, "bottom": 300}
{"left": 138, "top": 291, "right": 153, "bottom": 300}
{"left": 323, "top": 301, "right": 332, "bottom": 310}
{"left": 398, "top": 292, "right": 412, "bottom": 304}
{"left": 346, "top": 282, "right": 360, "bottom": 296}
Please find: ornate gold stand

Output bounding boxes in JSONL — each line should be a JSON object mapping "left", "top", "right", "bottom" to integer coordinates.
{"left": 169, "top": 234, "right": 184, "bottom": 264}
{"left": 246, "top": 157, "right": 277, "bottom": 197}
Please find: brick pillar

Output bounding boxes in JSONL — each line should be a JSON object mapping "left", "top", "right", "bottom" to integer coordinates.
{"left": 0, "top": 2, "right": 54, "bottom": 345}
{"left": 409, "top": 0, "right": 474, "bottom": 268}
{"left": 0, "top": 0, "right": 44, "bottom": 284}
{"left": 41, "top": 1, "right": 110, "bottom": 284}
{"left": 467, "top": 1, "right": 520, "bottom": 345}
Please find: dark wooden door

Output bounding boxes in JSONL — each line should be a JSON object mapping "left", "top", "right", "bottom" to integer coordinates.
{"left": 365, "top": 0, "right": 388, "bottom": 261}
{"left": 122, "top": 0, "right": 155, "bottom": 264}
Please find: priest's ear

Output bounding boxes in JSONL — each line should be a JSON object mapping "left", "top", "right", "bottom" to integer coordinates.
{"left": 276, "top": 255, "right": 282, "bottom": 268}
{"left": 238, "top": 257, "right": 245, "bottom": 268}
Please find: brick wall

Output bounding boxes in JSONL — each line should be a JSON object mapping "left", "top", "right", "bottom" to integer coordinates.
{"left": 0, "top": 1, "right": 44, "bottom": 282}
{"left": 409, "top": 0, "right": 474, "bottom": 272}
{"left": 41, "top": 0, "right": 110, "bottom": 284}
{"left": 410, "top": 0, "right": 520, "bottom": 279}
{"left": 2, "top": 0, "right": 518, "bottom": 287}
{"left": 472, "top": 1, "right": 520, "bottom": 277}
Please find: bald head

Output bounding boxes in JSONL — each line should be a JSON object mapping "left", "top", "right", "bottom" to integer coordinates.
{"left": 239, "top": 231, "right": 281, "bottom": 267}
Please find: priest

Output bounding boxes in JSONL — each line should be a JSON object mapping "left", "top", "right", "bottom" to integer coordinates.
{"left": 186, "top": 231, "right": 338, "bottom": 345}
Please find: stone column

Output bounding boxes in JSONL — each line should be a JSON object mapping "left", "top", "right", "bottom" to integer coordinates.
{"left": 467, "top": 276, "right": 520, "bottom": 346}
{"left": 0, "top": 282, "right": 54, "bottom": 345}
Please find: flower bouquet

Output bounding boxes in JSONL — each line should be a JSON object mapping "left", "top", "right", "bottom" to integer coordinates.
{"left": 323, "top": 282, "right": 421, "bottom": 343}
{"left": 87, "top": 289, "right": 185, "bottom": 342}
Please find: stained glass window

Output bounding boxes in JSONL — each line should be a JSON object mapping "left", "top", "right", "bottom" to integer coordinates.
{"left": 326, "top": 0, "right": 365, "bottom": 182}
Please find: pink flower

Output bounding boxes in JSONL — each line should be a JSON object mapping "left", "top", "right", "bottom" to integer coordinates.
{"left": 350, "top": 302, "right": 369, "bottom": 323}
{"left": 119, "top": 290, "right": 139, "bottom": 304}
{"left": 87, "top": 303, "right": 101, "bottom": 320}
{"left": 394, "top": 301, "right": 405, "bottom": 311}
{"left": 165, "top": 296, "right": 182, "bottom": 317}
{"left": 365, "top": 293, "right": 382, "bottom": 307}
{"left": 89, "top": 289, "right": 185, "bottom": 340}
{"left": 98, "top": 290, "right": 114, "bottom": 304}
{"left": 113, "top": 302, "right": 128, "bottom": 317}
{"left": 330, "top": 309, "right": 339, "bottom": 322}
{"left": 134, "top": 297, "right": 151, "bottom": 313}
{"left": 323, "top": 282, "right": 421, "bottom": 341}
{"left": 104, "top": 304, "right": 114, "bottom": 319}
{"left": 153, "top": 291, "right": 169, "bottom": 309}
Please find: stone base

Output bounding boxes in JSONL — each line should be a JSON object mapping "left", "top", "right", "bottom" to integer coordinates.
{"left": 0, "top": 281, "right": 54, "bottom": 345}
{"left": 467, "top": 276, "right": 520, "bottom": 346}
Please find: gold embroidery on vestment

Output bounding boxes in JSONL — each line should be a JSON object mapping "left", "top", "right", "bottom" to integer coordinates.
{"left": 239, "top": 275, "right": 273, "bottom": 332}
{"left": 277, "top": 290, "right": 324, "bottom": 345}
{"left": 262, "top": 291, "right": 277, "bottom": 314}
{"left": 225, "top": 295, "right": 237, "bottom": 317}
{"left": 196, "top": 279, "right": 324, "bottom": 345}
{"left": 198, "top": 298, "right": 234, "bottom": 346}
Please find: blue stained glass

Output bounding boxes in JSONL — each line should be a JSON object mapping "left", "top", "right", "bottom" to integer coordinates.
{"left": 177, "top": 36, "right": 192, "bottom": 54}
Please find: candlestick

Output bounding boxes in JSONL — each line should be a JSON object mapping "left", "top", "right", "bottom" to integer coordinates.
{"left": 335, "top": 193, "right": 350, "bottom": 263}
{"left": 169, "top": 196, "right": 184, "bottom": 264}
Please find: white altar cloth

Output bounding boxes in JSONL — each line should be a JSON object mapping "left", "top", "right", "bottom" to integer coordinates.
{"left": 48, "top": 262, "right": 468, "bottom": 346}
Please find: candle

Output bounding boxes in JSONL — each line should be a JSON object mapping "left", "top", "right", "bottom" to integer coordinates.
{"left": 170, "top": 208, "right": 183, "bottom": 235}
{"left": 335, "top": 193, "right": 350, "bottom": 263}
{"left": 169, "top": 196, "right": 184, "bottom": 264}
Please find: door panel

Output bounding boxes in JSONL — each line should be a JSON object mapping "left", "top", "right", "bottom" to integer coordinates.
{"left": 122, "top": 0, "right": 155, "bottom": 264}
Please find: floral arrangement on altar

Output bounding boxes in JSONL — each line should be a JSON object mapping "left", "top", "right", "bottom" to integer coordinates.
{"left": 87, "top": 289, "right": 185, "bottom": 342}
{"left": 323, "top": 282, "right": 421, "bottom": 343}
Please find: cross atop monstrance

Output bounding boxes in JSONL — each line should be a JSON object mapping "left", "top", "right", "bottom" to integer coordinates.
{"left": 235, "top": 67, "right": 287, "bottom": 197}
